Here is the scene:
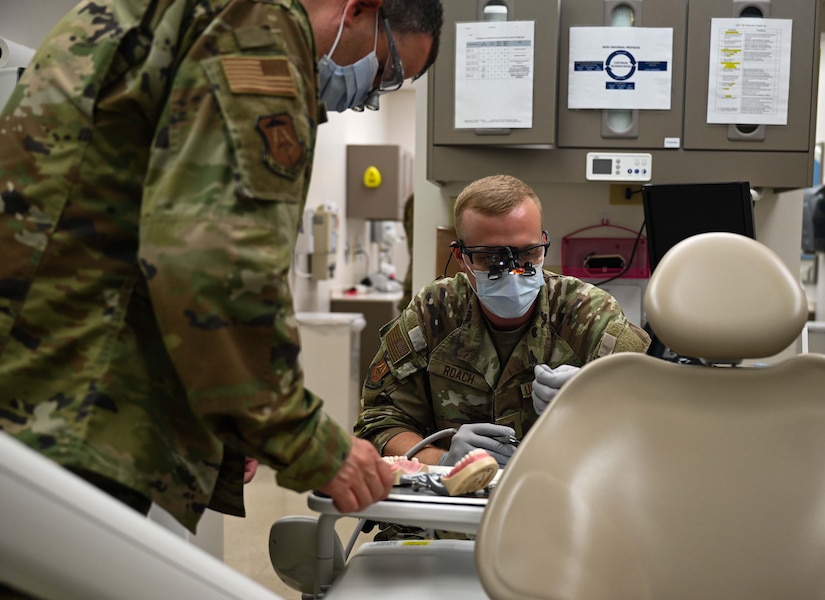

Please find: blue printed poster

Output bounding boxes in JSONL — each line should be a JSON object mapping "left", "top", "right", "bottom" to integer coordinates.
{"left": 568, "top": 27, "right": 673, "bottom": 110}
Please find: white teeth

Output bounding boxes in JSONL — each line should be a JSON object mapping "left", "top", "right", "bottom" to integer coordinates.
{"left": 382, "top": 455, "right": 420, "bottom": 464}
{"left": 441, "top": 451, "right": 499, "bottom": 496}
{"left": 451, "top": 449, "right": 487, "bottom": 474}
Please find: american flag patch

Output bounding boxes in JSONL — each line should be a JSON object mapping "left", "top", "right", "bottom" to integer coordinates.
{"left": 386, "top": 323, "right": 412, "bottom": 364}
{"left": 221, "top": 56, "right": 297, "bottom": 96}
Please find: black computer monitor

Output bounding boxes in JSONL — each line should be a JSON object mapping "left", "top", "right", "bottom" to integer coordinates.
{"left": 642, "top": 181, "right": 756, "bottom": 273}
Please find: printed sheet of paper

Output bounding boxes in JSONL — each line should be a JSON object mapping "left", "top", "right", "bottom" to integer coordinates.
{"left": 706, "top": 18, "right": 792, "bottom": 125}
{"left": 454, "top": 20, "right": 534, "bottom": 129}
{"left": 568, "top": 27, "right": 673, "bottom": 110}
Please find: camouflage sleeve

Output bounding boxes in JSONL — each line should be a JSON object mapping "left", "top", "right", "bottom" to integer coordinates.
{"left": 600, "top": 319, "right": 651, "bottom": 356}
{"left": 205, "top": 445, "right": 247, "bottom": 517}
{"left": 354, "top": 309, "right": 436, "bottom": 453}
{"left": 548, "top": 277, "right": 650, "bottom": 363}
{"left": 137, "top": 1, "right": 349, "bottom": 493}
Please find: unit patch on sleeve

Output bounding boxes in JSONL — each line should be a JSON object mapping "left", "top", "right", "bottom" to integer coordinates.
{"left": 221, "top": 56, "right": 297, "bottom": 96}
{"left": 368, "top": 358, "right": 390, "bottom": 385}
{"left": 256, "top": 113, "right": 304, "bottom": 176}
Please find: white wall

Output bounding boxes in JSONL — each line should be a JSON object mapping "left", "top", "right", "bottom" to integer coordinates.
{"left": 294, "top": 92, "right": 415, "bottom": 312}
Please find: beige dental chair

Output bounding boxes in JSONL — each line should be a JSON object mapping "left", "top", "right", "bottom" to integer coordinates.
{"left": 476, "top": 232, "right": 825, "bottom": 600}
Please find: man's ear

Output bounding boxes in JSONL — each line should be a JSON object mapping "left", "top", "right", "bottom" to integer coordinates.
{"left": 450, "top": 241, "right": 463, "bottom": 264}
{"left": 343, "top": 0, "right": 382, "bottom": 23}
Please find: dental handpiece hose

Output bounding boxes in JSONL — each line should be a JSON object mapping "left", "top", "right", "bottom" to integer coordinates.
{"left": 404, "top": 428, "right": 458, "bottom": 459}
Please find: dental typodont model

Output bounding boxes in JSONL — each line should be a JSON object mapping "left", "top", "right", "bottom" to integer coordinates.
{"left": 383, "top": 455, "right": 429, "bottom": 485}
{"left": 383, "top": 449, "right": 498, "bottom": 496}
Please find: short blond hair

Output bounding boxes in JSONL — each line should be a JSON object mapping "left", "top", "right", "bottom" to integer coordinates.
{"left": 454, "top": 174, "right": 542, "bottom": 239}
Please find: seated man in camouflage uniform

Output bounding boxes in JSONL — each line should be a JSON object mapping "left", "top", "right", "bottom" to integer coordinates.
{"left": 355, "top": 174, "right": 651, "bottom": 472}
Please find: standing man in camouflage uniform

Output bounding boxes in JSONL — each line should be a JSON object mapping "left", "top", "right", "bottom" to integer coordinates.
{"left": 356, "top": 174, "right": 650, "bottom": 467}
{"left": 0, "top": 0, "right": 443, "bottom": 540}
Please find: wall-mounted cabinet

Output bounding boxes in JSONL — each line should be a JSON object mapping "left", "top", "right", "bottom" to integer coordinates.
{"left": 683, "top": 0, "right": 819, "bottom": 152}
{"left": 556, "top": 0, "right": 688, "bottom": 149}
{"left": 427, "top": 0, "right": 820, "bottom": 190}
{"left": 429, "top": 0, "right": 559, "bottom": 147}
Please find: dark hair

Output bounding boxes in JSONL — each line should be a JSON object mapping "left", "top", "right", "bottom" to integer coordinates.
{"left": 382, "top": 0, "right": 443, "bottom": 79}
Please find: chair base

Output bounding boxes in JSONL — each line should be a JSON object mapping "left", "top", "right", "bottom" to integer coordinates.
{"left": 323, "top": 539, "right": 488, "bottom": 599}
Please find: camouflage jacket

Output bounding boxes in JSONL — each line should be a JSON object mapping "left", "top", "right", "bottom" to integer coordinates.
{"left": 0, "top": 0, "right": 350, "bottom": 533}
{"left": 355, "top": 271, "right": 651, "bottom": 451}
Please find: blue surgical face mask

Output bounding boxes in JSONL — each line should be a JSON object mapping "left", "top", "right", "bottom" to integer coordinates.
{"left": 318, "top": 12, "right": 379, "bottom": 112}
{"left": 467, "top": 260, "right": 546, "bottom": 319}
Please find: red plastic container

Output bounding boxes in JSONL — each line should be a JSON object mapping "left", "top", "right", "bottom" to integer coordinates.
{"left": 561, "top": 221, "right": 649, "bottom": 279}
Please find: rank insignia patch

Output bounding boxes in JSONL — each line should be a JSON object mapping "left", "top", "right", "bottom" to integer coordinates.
{"left": 257, "top": 113, "right": 304, "bottom": 177}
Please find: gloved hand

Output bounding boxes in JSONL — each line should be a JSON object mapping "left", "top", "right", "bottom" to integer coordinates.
{"left": 532, "top": 364, "right": 580, "bottom": 415}
{"left": 438, "top": 423, "right": 517, "bottom": 468}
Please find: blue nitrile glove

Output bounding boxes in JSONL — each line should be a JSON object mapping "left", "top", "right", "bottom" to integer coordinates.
{"left": 438, "top": 423, "right": 517, "bottom": 468}
{"left": 532, "top": 364, "right": 580, "bottom": 415}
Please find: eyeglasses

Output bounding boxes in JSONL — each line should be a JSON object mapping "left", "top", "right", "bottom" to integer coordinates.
{"left": 459, "top": 231, "right": 551, "bottom": 280}
{"left": 352, "top": 7, "right": 404, "bottom": 112}
{"left": 377, "top": 7, "right": 405, "bottom": 93}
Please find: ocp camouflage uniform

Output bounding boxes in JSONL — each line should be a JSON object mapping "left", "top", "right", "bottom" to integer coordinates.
{"left": 356, "top": 271, "right": 650, "bottom": 451}
{"left": 0, "top": 0, "right": 350, "bottom": 534}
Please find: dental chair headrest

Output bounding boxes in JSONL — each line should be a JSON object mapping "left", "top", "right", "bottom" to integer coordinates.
{"left": 644, "top": 232, "right": 807, "bottom": 362}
